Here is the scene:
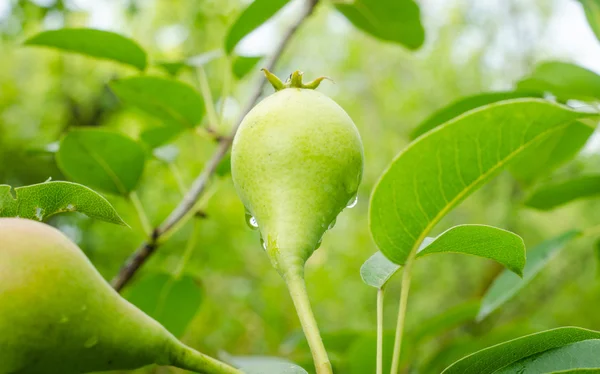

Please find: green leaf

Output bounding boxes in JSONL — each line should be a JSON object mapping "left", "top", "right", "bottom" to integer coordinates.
{"left": 24, "top": 28, "right": 147, "bottom": 70}
{"left": 369, "top": 99, "right": 591, "bottom": 265}
{"left": 524, "top": 175, "right": 600, "bottom": 210}
{"left": 124, "top": 273, "right": 202, "bottom": 338}
{"left": 579, "top": 0, "right": 600, "bottom": 43}
{"left": 508, "top": 121, "right": 594, "bottom": 184}
{"left": 155, "top": 50, "right": 224, "bottom": 76}
{"left": 110, "top": 76, "right": 204, "bottom": 128}
{"left": 361, "top": 225, "right": 524, "bottom": 289}
{"left": 516, "top": 62, "right": 600, "bottom": 102}
{"left": 232, "top": 55, "right": 262, "bottom": 79}
{"left": 410, "top": 91, "right": 541, "bottom": 140}
{"left": 220, "top": 354, "right": 308, "bottom": 374}
{"left": 225, "top": 0, "right": 290, "bottom": 54}
{"left": 595, "top": 239, "right": 600, "bottom": 279}
{"left": 496, "top": 339, "right": 600, "bottom": 373}
{"left": 0, "top": 181, "right": 126, "bottom": 225}
{"left": 417, "top": 224, "right": 525, "bottom": 275}
{"left": 56, "top": 129, "right": 146, "bottom": 196}
{"left": 477, "top": 230, "right": 581, "bottom": 321}
{"left": 360, "top": 251, "right": 401, "bottom": 289}
{"left": 335, "top": 0, "right": 425, "bottom": 50}
{"left": 140, "top": 125, "right": 186, "bottom": 149}
{"left": 442, "top": 327, "right": 600, "bottom": 374}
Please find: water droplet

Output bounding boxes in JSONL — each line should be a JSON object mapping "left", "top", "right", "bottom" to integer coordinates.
{"left": 346, "top": 195, "right": 358, "bottom": 209}
{"left": 328, "top": 218, "right": 337, "bottom": 230}
{"left": 315, "top": 237, "right": 323, "bottom": 250}
{"left": 84, "top": 336, "right": 98, "bottom": 348}
{"left": 260, "top": 237, "right": 267, "bottom": 250}
{"left": 245, "top": 212, "right": 258, "bottom": 230}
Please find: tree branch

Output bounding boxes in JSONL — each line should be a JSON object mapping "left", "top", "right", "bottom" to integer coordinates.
{"left": 111, "top": 0, "right": 319, "bottom": 292}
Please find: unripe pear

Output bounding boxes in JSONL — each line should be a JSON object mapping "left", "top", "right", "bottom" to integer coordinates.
{"left": 231, "top": 70, "right": 364, "bottom": 274}
{"left": 0, "top": 218, "right": 239, "bottom": 374}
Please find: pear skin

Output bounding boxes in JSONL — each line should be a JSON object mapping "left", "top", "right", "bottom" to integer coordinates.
{"left": 231, "top": 76, "right": 364, "bottom": 274}
{"left": 0, "top": 218, "right": 239, "bottom": 374}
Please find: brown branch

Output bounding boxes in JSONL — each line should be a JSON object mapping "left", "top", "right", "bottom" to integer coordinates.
{"left": 111, "top": 0, "right": 319, "bottom": 292}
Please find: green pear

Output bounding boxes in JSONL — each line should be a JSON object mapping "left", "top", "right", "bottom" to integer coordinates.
{"left": 231, "top": 70, "right": 364, "bottom": 274}
{"left": 0, "top": 218, "right": 240, "bottom": 374}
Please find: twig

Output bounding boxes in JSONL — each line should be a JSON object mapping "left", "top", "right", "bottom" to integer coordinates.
{"left": 111, "top": 0, "right": 319, "bottom": 292}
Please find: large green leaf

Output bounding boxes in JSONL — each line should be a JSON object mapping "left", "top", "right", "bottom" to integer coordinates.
{"left": 140, "top": 125, "right": 186, "bottom": 149}
{"left": 442, "top": 327, "right": 600, "bottom": 374}
{"left": 110, "top": 76, "right": 204, "bottom": 128}
{"left": 369, "top": 99, "right": 591, "bottom": 265}
{"left": 56, "top": 129, "right": 146, "bottom": 196}
{"left": 477, "top": 231, "right": 580, "bottom": 321}
{"left": 335, "top": 0, "right": 425, "bottom": 50}
{"left": 220, "top": 354, "right": 308, "bottom": 374}
{"left": 516, "top": 62, "right": 600, "bottom": 102}
{"left": 410, "top": 91, "right": 541, "bottom": 140}
{"left": 525, "top": 175, "right": 600, "bottom": 210}
{"left": 24, "top": 28, "right": 147, "bottom": 70}
{"left": 509, "top": 121, "right": 594, "bottom": 184}
{"left": 496, "top": 339, "right": 600, "bottom": 373}
{"left": 225, "top": 0, "right": 289, "bottom": 54}
{"left": 0, "top": 181, "right": 125, "bottom": 225}
{"left": 361, "top": 225, "right": 524, "bottom": 289}
{"left": 579, "top": 0, "right": 600, "bottom": 43}
{"left": 124, "top": 273, "right": 202, "bottom": 338}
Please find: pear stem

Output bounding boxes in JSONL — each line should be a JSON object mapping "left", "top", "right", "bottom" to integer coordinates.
{"left": 283, "top": 265, "right": 333, "bottom": 374}
{"left": 170, "top": 343, "right": 242, "bottom": 374}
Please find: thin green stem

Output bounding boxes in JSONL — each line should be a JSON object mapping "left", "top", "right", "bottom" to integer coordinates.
{"left": 196, "top": 66, "right": 220, "bottom": 130}
{"left": 169, "top": 342, "right": 241, "bottom": 374}
{"left": 218, "top": 58, "right": 232, "bottom": 124}
{"left": 283, "top": 266, "right": 333, "bottom": 374}
{"left": 168, "top": 162, "right": 187, "bottom": 196}
{"left": 158, "top": 181, "right": 219, "bottom": 244}
{"left": 390, "top": 253, "right": 416, "bottom": 374}
{"left": 129, "top": 191, "right": 152, "bottom": 236}
{"left": 377, "top": 287, "right": 385, "bottom": 374}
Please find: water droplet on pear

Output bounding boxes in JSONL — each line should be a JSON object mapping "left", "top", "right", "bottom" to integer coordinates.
{"left": 346, "top": 195, "right": 358, "bottom": 209}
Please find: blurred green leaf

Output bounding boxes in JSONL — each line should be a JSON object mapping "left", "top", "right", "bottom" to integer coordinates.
{"left": 579, "top": 0, "right": 600, "bottom": 43}
{"left": 496, "top": 339, "right": 600, "bottom": 373}
{"left": 225, "top": 0, "right": 290, "bottom": 54}
{"left": 517, "top": 61, "right": 600, "bottom": 102}
{"left": 361, "top": 224, "right": 524, "bottom": 289}
{"left": 477, "top": 230, "right": 581, "bottom": 321}
{"left": 595, "top": 239, "right": 600, "bottom": 279}
{"left": 110, "top": 76, "right": 205, "bottom": 128}
{"left": 335, "top": 0, "right": 425, "bottom": 50}
{"left": 155, "top": 50, "right": 224, "bottom": 76}
{"left": 524, "top": 175, "right": 600, "bottom": 210}
{"left": 369, "top": 99, "right": 590, "bottom": 265}
{"left": 56, "top": 129, "right": 146, "bottom": 196}
{"left": 140, "top": 125, "right": 186, "bottom": 149}
{"left": 408, "top": 300, "right": 480, "bottom": 344}
{"left": 216, "top": 153, "right": 232, "bottom": 177}
{"left": 442, "top": 327, "right": 600, "bottom": 374}
{"left": 509, "top": 121, "right": 595, "bottom": 184}
{"left": 124, "top": 273, "right": 202, "bottom": 338}
{"left": 220, "top": 354, "right": 308, "bottom": 374}
{"left": 417, "top": 224, "right": 525, "bottom": 276}
{"left": 24, "top": 28, "right": 147, "bottom": 70}
{"left": 410, "top": 91, "right": 541, "bottom": 140}
{"left": 232, "top": 55, "right": 263, "bottom": 79}
{"left": 0, "top": 181, "right": 126, "bottom": 225}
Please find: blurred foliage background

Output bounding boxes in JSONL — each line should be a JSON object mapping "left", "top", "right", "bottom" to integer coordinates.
{"left": 2, "top": 0, "right": 600, "bottom": 373}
